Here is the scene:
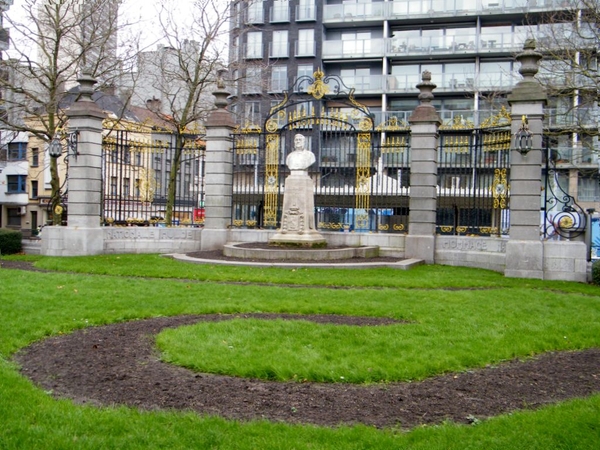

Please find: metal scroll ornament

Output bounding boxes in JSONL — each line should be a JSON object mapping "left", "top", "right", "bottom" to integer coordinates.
{"left": 307, "top": 69, "right": 330, "bottom": 100}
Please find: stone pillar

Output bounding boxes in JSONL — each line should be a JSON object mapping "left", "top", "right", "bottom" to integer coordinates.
{"left": 201, "top": 72, "right": 235, "bottom": 251}
{"left": 505, "top": 39, "right": 547, "bottom": 278}
{"left": 41, "top": 72, "right": 105, "bottom": 256}
{"left": 406, "top": 71, "right": 442, "bottom": 264}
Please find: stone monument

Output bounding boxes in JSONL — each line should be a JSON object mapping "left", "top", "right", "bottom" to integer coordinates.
{"left": 269, "top": 134, "right": 327, "bottom": 247}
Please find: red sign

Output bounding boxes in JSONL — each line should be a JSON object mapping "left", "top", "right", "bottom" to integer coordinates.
{"left": 194, "top": 208, "right": 205, "bottom": 222}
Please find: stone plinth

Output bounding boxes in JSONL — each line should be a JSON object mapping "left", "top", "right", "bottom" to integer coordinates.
{"left": 269, "top": 171, "right": 326, "bottom": 247}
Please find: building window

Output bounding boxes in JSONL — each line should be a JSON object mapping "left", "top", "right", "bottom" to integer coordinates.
{"left": 7, "top": 175, "right": 26, "bottom": 193}
{"left": 246, "top": 32, "right": 263, "bottom": 58}
{"left": 340, "top": 67, "right": 372, "bottom": 91}
{"left": 296, "top": 29, "right": 315, "bottom": 56}
{"left": 296, "top": 64, "right": 313, "bottom": 92}
{"left": 7, "top": 208, "right": 21, "bottom": 227}
{"left": 110, "top": 176, "right": 118, "bottom": 196}
{"left": 270, "top": 66, "right": 287, "bottom": 92}
{"left": 578, "top": 174, "right": 600, "bottom": 202}
{"left": 31, "top": 148, "right": 39, "bottom": 167}
{"left": 270, "top": 30, "right": 288, "bottom": 58}
{"left": 244, "top": 66, "right": 263, "bottom": 94}
{"left": 297, "top": 0, "right": 316, "bottom": 21}
{"left": 246, "top": 0, "right": 264, "bottom": 24}
{"left": 31, "top": 180, "right": 38, "bottom": 199}
{"left": 123, "top": 178, "right": 130, "bottom": 197}
{"left": 135, "top": 178, "right": 141, "bottom": 198}
{"left": 270, "top": 0, "right": 289, "bottom": 22}
{"left": 342, "top": 31, "right": 371, "bottom": 55}
{"left": 244, "top": 102, "right": 261, "bottom": 126}
{"left": 8, "top": 142, "right": 27, "bottom": 161}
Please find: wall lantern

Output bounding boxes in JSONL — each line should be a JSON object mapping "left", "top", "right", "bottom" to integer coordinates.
{"left": 514, "top": 115, "right": 532, "bottom": 156}
{"left": 48, "top": 136, "right": 63, "bottom": 158}
{"left": 67, "top": 130, "right": 79, "bottom": 160}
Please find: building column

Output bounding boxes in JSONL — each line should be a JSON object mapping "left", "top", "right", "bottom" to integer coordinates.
{"left": 41, "top": 73, "right": 105, "bottom": 256}
{"left": 406, "top": 71, "right": 442, "bottom": 263}
{"left": 201, "top": 73, "right": 235, "bottom": 250}
{"left": 505, "top": 40, "right": 547, "bottom": 279}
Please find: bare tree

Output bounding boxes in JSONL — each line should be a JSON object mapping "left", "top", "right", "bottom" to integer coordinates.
{"left": 128, "top": 0, "right": 232, "bottom": 225}
{"left": 532, "top": 0, "right": 599, "bottom": 143}
{"left": 1, "top": 0, "right": 138, "bottom": 224}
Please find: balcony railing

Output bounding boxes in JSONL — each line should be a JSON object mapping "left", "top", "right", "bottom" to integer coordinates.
{"left": 269, "top": 42, "right": 289, "bottom": 59}
{"left": 296, "top": 5, "right": 316, "bottom": 21}
{"left": 387, "top": 71, "right": 517, "bottom": 92}
{"left": 339, "top": 75, "right": 384, "bottom": 94}
{"left": 322, "top": 38, "right": 385, "bottom": 59}
{"left": 295, "top": 40, "right": 316, "bottom": 57}
{"left": 270, "top": 5, "right": 290, "bottom": 23}
{"left": 386, "top": 32, "right": 524, "bottom": 58}
{"left": 323, "top": 0, "right": 567, "bottom": 24}
{"left": 243, "top": 44, "right": 263, "bottom": 60}
{"left": 545, "top": 108, "right": 598, "bottom": 128}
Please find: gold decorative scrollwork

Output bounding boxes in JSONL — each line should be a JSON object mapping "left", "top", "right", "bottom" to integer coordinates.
{"left": 137, "top": 167, "right": 157, "bottom": 202}
{"left": 440, "top": 226, "right": 454, "bottom": 233}
{"left": 307, "top": 68, "right": 329, "bottom": 100}
{"left": 355, "top": 133, "right": 371, "bottom": 229}
{"left": 492, "top": 168, "right": 508, "bottom": 209}
{"left": 480, "top": 106, "right": 511, "bottom": 129}
{"left": 263, "top": 134, "right": 280, "bottom": 227}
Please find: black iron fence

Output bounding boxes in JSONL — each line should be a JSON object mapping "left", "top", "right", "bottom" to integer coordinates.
{"left": 102, "top": 130, "right": 205, "bottom": 226}
{"left": 437, "top": 127, "right": 511, "bottom": 236}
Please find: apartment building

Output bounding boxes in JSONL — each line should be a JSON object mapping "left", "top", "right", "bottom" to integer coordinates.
{"left": 228, "top": 0, "right": 599, "bottom": 210}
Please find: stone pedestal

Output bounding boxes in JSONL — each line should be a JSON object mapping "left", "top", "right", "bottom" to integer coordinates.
{"left": 269, "top": 171, "right": 326, "bottom": 247}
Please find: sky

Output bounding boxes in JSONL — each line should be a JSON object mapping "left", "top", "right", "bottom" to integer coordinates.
{"left": 5, "top": 0, "right": 200, "bottom": 58}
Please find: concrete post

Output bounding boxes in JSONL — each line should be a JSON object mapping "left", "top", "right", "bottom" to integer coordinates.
{"left": 505, "top": 39, "right": 547, "bottom": 278}
{"left": 201, "top": 71, "right": 235, "bottom": 250}
{"left": 41, "top": 72, "right": 105, "bottom": 256}
{"left": 406, "top": 71, "right": 442, "bottom": 263}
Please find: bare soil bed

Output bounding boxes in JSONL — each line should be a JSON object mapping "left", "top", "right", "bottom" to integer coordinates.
{"left": 14, "top": 314, "right": 600, "bottom": 429}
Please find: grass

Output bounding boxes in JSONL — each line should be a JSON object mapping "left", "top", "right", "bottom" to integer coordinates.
{"left": 0, "top": 254, "right": 599, "bottom": 449}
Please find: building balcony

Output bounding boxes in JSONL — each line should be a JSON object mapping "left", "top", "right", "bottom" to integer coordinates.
{"left": 386, "top": 32, "right": 524, "bottom": 59}
{"left": 339, "top": 75, "right": 384, "bottom": 94}
{"left": 323, "top": 2, "right": 386, "bottom": 24}
{"left": 0, "top": 1, "right": 14, "bottom": 13}
{"left": 386, "top": 71, "right": 517, "bottom": 93}
{"left": 270, "top": 5, "right": 290, "bottom": 23}
{"left": 545, "top": 108, "right": 598, "bottom": 129}
{"left": 322, "top": 38, "right": 385, "bottom": 59}
{"left": 242, "top": 44, "right": 263, "bottom": 60}
{"left": 323, "top": 0, "right": 568, "bottom": 26}
{"left": 269, "top": 43, "right": 289, "bottom": 59}
{"left": 295, "top": 41, "right": 316, "bottom": 57}
{"left": 296, "top": 5, "right": 316, "bottom": 21}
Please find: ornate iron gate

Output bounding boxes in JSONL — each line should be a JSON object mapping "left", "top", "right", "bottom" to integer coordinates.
{"left": 232, "top": 70, "right": 410, "bottom": 233}
{"left": 102, "top": 129, "right": 205, "bottom": 226}
{"left": 437, "top": 109, "right": 511, "bottom": 236}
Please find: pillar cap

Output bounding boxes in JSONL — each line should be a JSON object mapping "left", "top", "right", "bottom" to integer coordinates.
{"left": 409, "top": 71, "right": 442, "bottom": 124}
{"left": 508, "top": 39, "right": 547, "bottom": 104}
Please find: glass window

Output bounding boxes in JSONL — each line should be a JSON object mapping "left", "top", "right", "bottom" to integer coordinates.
{"left": 578, "top": 174, "right": 600, "bottom": 201}
{"left": 244, "top": 102, "right": 261, "bottom": 126}
{"left": 342, "top": 31, "right": 371, "bottom": 55}
{"left": 31, "top": 180, "right": 38, "bottom": 198}
{"left": 7, "top": 208, "right": 21, "bottom": 227}
{"left": 8, "top": 143, "right": 27, "bottom": 160}
{"left": 271, "top": 0, "right": 289, "bottom": 22}
{"left": 297, "top": 0, "right": 316, "bottom": 20}
{"left": 245, "top": 67, "right": 263, "bottom": 93}
{"left": 271, "top": 30, "right": 288, "bottom": 58}
{"left": 270, "top": 66, "right": 287, "bottom": 92}
{"left": 31, "top": 148, "right": 39, "bottom": 167}
{"left": 246, "top": 32, "right": 263, "bottom": 58}
{"left": 246, "top": 0, "right": 264, "bottom": 24}
{"left": 297, "top": 29, "right": 314, "bottom": 56}
{"left": 7, "top": 175, "right": 26, "bottom": 193}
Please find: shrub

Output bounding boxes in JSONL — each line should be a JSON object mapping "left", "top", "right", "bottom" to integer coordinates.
{"left": 0, "top": 229, "right": 22, "bottom": 255}
{"left": 592, "top": 260, "right": 600, "bottom": 285}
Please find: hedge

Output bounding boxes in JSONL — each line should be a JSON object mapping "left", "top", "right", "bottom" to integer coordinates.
{"left": 0, "top": 229, "right": 22, "bottom": 255}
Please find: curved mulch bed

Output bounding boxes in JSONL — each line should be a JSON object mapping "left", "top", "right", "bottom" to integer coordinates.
{"left": 14, "top": 314, "right": 600, "bottom": 429}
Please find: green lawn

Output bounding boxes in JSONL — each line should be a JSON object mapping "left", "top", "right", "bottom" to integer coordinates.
{"left": 1, "top": 254, "right": 599, "bottom": 449}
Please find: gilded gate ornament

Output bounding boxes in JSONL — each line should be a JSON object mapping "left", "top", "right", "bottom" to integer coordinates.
{"left": 306, "top": 68, "right": 330, "bottom": 100}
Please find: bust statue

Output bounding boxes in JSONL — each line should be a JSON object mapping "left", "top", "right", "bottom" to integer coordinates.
{"left": 286, "top": 134, "right": 315, "bottom": 171}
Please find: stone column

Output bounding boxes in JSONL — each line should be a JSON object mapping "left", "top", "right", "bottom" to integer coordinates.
{"left": 505, "top": 40, "right": 547, "bottom": 278}
{"left": 201, "top": 72, "right": 235, "bottom": 250}
{"left": 41, "top": 73, "right": 105, "bottom": 256}
{"left": 406, "top": 71, "right": 442, "bottom": 264}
